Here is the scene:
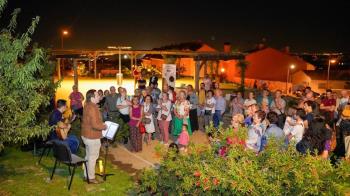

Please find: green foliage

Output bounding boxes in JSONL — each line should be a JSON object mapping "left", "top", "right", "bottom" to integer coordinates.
{"left": 0, "top": 1, "right": 59, "bottom": 149}
{"left": 136, "top": 126, "right": 350, "bottom": 195}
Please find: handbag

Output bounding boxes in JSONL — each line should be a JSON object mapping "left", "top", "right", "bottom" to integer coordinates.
{"left": 161, "top": 114, "right": 168, "bottom": 120}
{"left": 139, "top": 123, "right": 146, "bottom": 134}
{"left": 204, "top": 110, "right": 212, "bottom": 116}
{"left": 142, "top": 117, "right": 151, "bottom": 124}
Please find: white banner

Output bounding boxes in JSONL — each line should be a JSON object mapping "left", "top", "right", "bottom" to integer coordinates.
{"left": 162, "top": 64, "right": 176, "bottom": 88}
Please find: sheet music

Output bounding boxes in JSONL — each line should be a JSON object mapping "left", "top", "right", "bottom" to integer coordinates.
{"left": 102, "top": 121, "right": 119, "bottom": 140}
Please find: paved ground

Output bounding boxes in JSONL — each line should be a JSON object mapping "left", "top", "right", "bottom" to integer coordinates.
{"left": 107, "top": 113, "right": 232, "bottom": 175}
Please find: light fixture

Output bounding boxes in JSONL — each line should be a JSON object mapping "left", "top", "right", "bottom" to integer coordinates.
{"left": 221, "top": 68, "right": 225, "bottom": 73}
{"left": 290, "top": 64, "right": 295, "bottom": 69}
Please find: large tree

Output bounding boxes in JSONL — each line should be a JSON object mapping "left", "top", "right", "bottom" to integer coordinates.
{"left": 0, "top": 0, "right": 58, "bottom": 149}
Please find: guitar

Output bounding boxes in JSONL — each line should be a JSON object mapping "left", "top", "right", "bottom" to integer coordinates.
{"left": 55, "top": 115, "right": 74, "bottom": 140}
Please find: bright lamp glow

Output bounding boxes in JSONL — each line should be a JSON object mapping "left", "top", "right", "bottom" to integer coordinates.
{"left": 290, "top": 64, "right": 295, "bottom": 69}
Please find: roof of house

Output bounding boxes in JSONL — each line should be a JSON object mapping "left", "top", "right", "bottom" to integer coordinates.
{"left": 143, "top": 41, "right": 216, "bottom": 59}
{"left": 243, "top": 47, "right": 312, "bottom": 81}
{"left": 303, "top": 70, "right": 350, "bottom": 81}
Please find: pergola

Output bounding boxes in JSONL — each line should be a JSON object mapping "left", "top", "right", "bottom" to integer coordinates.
{"left": 51, "top": 49, "right": 245, "bottom": 91}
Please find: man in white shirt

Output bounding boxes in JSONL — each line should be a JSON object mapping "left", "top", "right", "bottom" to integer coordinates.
{"left": 244, "top": 92, "right": 257, "bottom": 115}
{"left": 286, "top": 109, "right": 306, "bottom": 145}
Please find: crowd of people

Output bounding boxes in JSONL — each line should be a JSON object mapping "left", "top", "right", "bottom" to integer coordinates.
{"left": 48, "top": 74, "right": 350, "bottom": 184}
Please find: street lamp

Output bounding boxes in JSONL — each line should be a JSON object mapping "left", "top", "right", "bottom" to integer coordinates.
{"left": 286, "top": 64, "right": 295, "bottom": 94}
{"left": 327, "top": 59, "right": 337, "bottom": 89}
{"left": 107, "top": 46, "right": 132, "bottom": 85}
{"left": 61, "top": 30, "right": 69, "bottom": 49}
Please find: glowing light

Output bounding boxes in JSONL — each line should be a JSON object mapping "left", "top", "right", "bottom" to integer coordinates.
{"left": 330, "top": 59, "right": 336, "bottom": 64}
{"left": 290, "top": 64, "right": 295, "bottom": 69}
{"left": 221, "top": 68, "right": 225, "bottom": 73}
{"left": 62, "top": 30, "right": 69, "bottom": 36}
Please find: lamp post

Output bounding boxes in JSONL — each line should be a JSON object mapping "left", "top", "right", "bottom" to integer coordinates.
{"left": 61, "top": 30, "right": 69, "bottom": 49}
{"left": 286, "top": 64, "right": 295, "bottom": 94}
{"left": 327, "top": 59, "right": 337, "bottom": 89}
{"left": 107, "top": 46, "right": 132, "bottom": 85}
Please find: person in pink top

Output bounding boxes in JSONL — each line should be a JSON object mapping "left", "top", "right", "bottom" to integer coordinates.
{"left": 69, "top": 85, "right": 84, "bottom": 118}
{"left": 177, "top": 124, "right": 190, "bottom": 153}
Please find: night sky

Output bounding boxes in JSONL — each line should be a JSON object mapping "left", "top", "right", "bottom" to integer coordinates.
{"left": 1, "top": 1, "right": 349, "bottom": 52}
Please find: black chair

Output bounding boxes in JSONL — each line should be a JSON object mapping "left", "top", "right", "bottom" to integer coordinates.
{"left": 50, "top": 140, "right": 89, "bottom": 190}
{"left": 38, "top": 140, "right": 53, "bottom": 164}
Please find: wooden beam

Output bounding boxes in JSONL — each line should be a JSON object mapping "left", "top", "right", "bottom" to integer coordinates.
{"left": 93, "top": 56, "right": 97, "bottom": 79}
{"left": 51, "top": 49, "right": 246, "bottom": 60}
{"left": 73, "top": 59, "right": 78, "bottom": 87}
{"left": 56, "top": 58, "right": 61, "bottom": 79}
{"left": 194, "top": 60, "right": 201, "bottom": 92}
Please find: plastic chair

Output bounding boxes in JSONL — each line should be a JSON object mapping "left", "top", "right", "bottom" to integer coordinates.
{"left": 50, "top": 140, "right": 89, "bottom": 190}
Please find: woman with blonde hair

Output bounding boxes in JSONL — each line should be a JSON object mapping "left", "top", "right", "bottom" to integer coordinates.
{"left": 173, "top": 90, "right": 192, "bottom": 137}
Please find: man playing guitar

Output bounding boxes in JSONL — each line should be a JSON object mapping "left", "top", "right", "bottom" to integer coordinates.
{"left": 49, "top": 99, "right": 79, "bottom": 154}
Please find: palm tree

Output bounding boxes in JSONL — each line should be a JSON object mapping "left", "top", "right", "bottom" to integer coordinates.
{"left": 236, "top": 60, "right": 249, "bottom": 94}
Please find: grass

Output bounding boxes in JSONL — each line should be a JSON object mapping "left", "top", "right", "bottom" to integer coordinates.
{"left": 0, "top": 147, "right": 134, "bottom": 196}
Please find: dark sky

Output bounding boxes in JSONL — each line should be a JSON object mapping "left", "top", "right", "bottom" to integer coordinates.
{"left": 1, "top": 0, "right": 350, "bottom": 52}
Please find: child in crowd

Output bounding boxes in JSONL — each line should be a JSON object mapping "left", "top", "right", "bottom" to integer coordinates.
{"left": 177, "top": 124, "right": 190, "bottom": 152}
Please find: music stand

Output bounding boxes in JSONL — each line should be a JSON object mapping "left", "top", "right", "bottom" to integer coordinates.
{"left": 96, "top": 121, "right": 119, "bottom": 181}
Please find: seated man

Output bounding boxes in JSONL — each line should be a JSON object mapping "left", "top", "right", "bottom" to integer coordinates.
{"left": 48, "top": 99, "right": 80, "bottom": 154}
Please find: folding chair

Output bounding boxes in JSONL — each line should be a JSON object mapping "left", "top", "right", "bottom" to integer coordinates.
{"left": 38, "top": 140, "right": 53, "bottom": 164}
{"left": 50, "top": 140, "right": 89, "bottom": 190}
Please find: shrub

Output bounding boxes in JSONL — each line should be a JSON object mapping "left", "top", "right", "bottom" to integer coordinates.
{"left": 136, "top": 126, "right": 350, "bottom": 195}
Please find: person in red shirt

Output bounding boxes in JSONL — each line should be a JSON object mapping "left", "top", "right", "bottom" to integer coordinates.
{"left": 320, "top": 89, "right": 336, "bottom": 126}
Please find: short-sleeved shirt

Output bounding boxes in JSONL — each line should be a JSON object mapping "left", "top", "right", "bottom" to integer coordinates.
{"left": 104, "top": 93, "right": 119, "bottom": 112}
{"left": 215, "top": 96, "right": 226, "bottom": 111}
{"left": 187, "top": 93, "right": 199, "bottom": 110}
{"left": 69, "top": 92, "right": 84, "bottom": 109}
{"left": 116, "top": 96, "right": 130, "bottom": 115}
{"left": 205, "top": 97, "right": 216, "bottom": 113}
{"left": 246, "top": 123, "right": 264, "bottom": 152}
{"left": 290, "top": 121, "right": 304, "bottom": 144}
{"left": 305, "top": 113, "right": 314, "bottom": 126}
{"left": 321, "top": 98, "right": 336, "bottom": 120}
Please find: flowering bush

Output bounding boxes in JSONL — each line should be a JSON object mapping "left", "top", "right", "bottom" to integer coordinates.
{"left": 136, "top": 126, "right": 350, "bottom": 195}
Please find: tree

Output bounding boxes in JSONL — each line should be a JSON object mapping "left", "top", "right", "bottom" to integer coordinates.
{"left": 236, "top": 60, "right": 249, "bottom": 94}
{"left": 0, "top": 0, "right": 59, "bottom": 149}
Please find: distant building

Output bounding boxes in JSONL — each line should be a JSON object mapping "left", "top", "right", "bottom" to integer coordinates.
{"left": 141, "top": 41, "right": 217, "bottom": 77}
{"left": 226, "top": 47, "right": 315, "bottom": 92}
{"left": 292, "top": 70, "right": 350, "bottom": 93}
{"left": 142, "top": 43, "right": 316, "bottom": 92}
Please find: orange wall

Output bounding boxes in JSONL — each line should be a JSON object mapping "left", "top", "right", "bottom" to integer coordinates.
{"left": 243, "top": 48, "right": 309, "bottom": 81}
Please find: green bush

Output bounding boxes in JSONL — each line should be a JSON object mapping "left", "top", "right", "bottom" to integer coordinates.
{"left": 136, "top": 126, "right": 350, "bottom": 195}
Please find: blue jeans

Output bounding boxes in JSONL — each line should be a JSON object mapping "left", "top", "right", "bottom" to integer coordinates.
{"left": 213, "top": 110, "right": 223, "bottom": 128}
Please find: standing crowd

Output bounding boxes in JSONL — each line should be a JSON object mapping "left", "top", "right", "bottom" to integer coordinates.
{"left": 47, "top": 73, "right": 350, "bottom": 183}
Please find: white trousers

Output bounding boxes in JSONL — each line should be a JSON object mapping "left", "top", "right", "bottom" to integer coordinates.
{"left": 81, "top": 136, "right": 101, "bottom": 180}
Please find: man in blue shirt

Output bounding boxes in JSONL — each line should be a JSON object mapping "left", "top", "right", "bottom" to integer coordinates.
{"left": 213, "top": 89, "right": 226, "bottom": 128}
{"left": 48, "top": 99, "right": 79, "bottom": 154}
